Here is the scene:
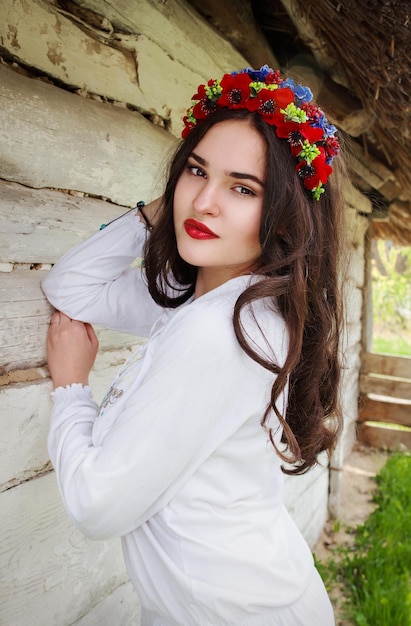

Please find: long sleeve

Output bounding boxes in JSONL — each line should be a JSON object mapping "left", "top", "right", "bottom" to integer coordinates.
{"left": 41, "top": 211, "right": 163, "bottom": 336}
{"left": 47, "top": 291, "right": 279, "bottom": 541}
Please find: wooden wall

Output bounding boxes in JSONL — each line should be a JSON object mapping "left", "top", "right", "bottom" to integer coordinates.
{"left": 329, "top": 183, "right": 371, "bottom": 516}
{"left": 0, "top": 0, "right": 368, "bottom": 622}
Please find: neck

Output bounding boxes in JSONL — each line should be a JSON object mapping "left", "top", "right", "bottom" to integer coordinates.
{"left": 194, "top": 265, "right": 256, "bottom": 298}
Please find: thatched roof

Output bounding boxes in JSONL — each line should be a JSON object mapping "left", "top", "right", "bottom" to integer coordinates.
{"left": 191, "top": 0, "right": 411, "bottom": 245}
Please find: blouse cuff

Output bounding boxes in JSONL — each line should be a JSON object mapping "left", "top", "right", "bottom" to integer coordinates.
{"left": 51, "top": 383, "right": 93, "bottom": 402}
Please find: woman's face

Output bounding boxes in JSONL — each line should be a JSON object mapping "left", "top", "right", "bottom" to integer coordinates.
{"left": 173, "top": 119, "right": 266, "bottom": 296}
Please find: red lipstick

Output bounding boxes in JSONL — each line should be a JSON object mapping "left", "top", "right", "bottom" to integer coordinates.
{"left": 184, "top": 219, "right": 218, "bottom": 240}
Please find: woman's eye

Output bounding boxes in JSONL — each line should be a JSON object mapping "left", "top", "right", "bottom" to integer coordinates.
{"left": 187, "top": 165, "right": 205, "bottom": 177}
{"left": 234, "top": 185, "right": 255, "bottom": 196}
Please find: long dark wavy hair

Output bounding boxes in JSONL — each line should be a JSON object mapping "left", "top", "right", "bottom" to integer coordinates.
{"left": 144, "top": 107, "right": 345, "bottom": 474}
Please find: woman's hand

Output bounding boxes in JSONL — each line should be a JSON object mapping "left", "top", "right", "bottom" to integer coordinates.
{"left": 47, "top": 311, "right": 99, "bottom": 389}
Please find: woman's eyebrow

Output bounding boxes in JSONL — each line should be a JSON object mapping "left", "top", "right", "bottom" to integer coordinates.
{"left": 190, "top": 152, "right": 265, "bottom": 188}
{"left": 229, "top": 171, "right": 265, "bottom": 188}
{"left": 190, "top": 152, "right": 207, "bottom": 166}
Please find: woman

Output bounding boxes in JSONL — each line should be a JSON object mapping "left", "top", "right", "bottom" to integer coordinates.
{"left": 43, "top": 66, "right": 344, "bottom": 625}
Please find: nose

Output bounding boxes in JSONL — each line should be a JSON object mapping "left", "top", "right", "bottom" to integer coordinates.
{"left": 192, "top": 181, "right": 220, "bottom": 216}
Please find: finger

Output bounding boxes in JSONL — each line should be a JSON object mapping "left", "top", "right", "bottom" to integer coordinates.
{"left": 84, "top": 322, "right": 99, "bottom": 348}
{"left": 59, "top": 312, "right": 73, "bottom": 324}
{"left": 49, "top": 311, "right": 61, "bottom": 326}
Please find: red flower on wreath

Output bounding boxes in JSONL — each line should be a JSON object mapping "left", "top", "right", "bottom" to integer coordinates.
{"left": 325, "top": 135, "right": 340, "bottom": 160}
{"left": 301, "top": 102, "right": 323, "bottom": 123}
{"left": 276, "top": 121, "right": 324, "bottom": 157}
{"left": 218, "top": 73, "right": 252, "bottom": 108}
{"left": 192, "top": 97, "right": 218, "bottom": 122}
{"left": 263, "top": 69, "right": 282, "bottom": 85}
{"left": 182, "top": 117, "right": 195, "bottom": 139}
{"left": 276, "top": 122, "right": 323, "bottom": 157}
{"left": 192, "top": 81, "right": 213, "bottom": 101}
{"left": 296, "top": 149, "right": 332, "bottom": 190}
{"left": 247, "top": 87, "right": 295, "bottom": 124}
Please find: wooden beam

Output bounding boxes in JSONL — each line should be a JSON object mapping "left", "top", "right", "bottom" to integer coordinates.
{"left": 65, "top": 0, "right": 247, "bottom": 75}
{"left": 0, "top": 0, "right": 246, "bottom": 135}
{"left": 0, "top": 349, "right": 132, "bottom": 491}
{"left": 278, "top": 0, "right": 347, "bottom": 86}
{"left": 359, "top": 374, "right": 411, "bottom": 400}
{"left": 287, "top": 64, "right": 373, "bottom": 137}
{"left": 0, "top": 64, "right": 174, "bottom": 207}
{"left": 348, "top": 142, "right": 402, "bottom": 202}
{"left": 358, "top": 423, "right": 411, "bottom": 450}
{"left": 188, "top": 0, "right": 279, "bottom": 69}
{"left": 362, "top": 352, "right": 411, "bottom": 379}
{"left": 0, "top": 474, "right": 131, "bottom": 625}
{"left": 371, "top": 203, "right": 391, "bottom": 222}
{"left": 359, "top": 397, "right": 411, "bottom": 427}
{"left": 0, "top": 268, "right": 143, "bottom": 374}
{"left": 284, "top": 463, "right": 329, "bottom": 547}
{"left": 73, "top": 582, "right": 140, "bottom": 625}
{"left": 0, "top": 180, "right": 127, "bottom": 264}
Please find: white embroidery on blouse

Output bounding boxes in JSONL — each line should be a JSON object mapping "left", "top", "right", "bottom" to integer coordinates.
{"left": 97, "top": 342, "right": 147, "bottom": 417}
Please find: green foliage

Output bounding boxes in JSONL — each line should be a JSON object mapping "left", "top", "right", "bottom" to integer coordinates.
{"left": 315, "top": 453, "right": 411, "bottom": 626}
{"left": 372, "top": 241, "right": 411, "bottom": 330}
{"left": 372, "top": 336, "right": 411, "bottom": 356}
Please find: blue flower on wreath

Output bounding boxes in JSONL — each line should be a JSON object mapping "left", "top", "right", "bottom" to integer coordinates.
{"left": 282, "top": 78, "right": 296, "bottom": 89}
{"left": 281, "top": 78, "right": 312, "bottom": 104}
{"left": 324, "top": 123, "right": 337, "bottom": 137}
{"left": 312, "top": 113, "right": 327, "bottom": 131}
{"left": 314, "top": 116, "right": 337, "bottom": 139}
{"left": 293, "top": 84, "right": 313, "bottom": 104}
{"left": 235, "top": 65, "right": 272, "bottom": 81}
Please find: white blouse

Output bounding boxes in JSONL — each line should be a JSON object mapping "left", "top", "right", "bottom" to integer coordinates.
{"left": 42, "top": 212, "right": 316, "bottom": 625}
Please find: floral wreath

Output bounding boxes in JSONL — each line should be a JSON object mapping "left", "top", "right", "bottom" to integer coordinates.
{"left": 182, "top": 66, "right": 340, "bottom": 200}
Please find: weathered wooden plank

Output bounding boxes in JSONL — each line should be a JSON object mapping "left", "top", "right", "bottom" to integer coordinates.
{"left": 348, "top": 148, "right": 401, "bottom": 202}
{"left": 0, "top": 347, "right": 137, "bottom": 491}
{"left": 285, "top": 465, "right": 329, "bottom": 548}
{"left": 0, "top": 366, "right": 50, "bottom": 387}
{"left": 283, "top": 451, "right": 328, "bottom": 498}
{"left": 0, "top": 180, "right": 130, "bottom": 264}
{"left": 283, "top": 456, "right": 329, "bottom": 546}
{"left": 69, "top": 0, "right": 246, "bottom": 77}
{"left": 358, "top": 396, "right": 411, "bottom": 427}
{"left": 344, "top": 321, "right": 362, "bottom": 351}
{"left": 287, "top": 63, "right": 372, "bottom": 138}
{"left": 0, "top": 473, "right": 130, "bottom": 626}
{"left": 279, "top": 0, "right": 347, "bottom": 86}
{"left": 0, "top": 0, "right": 247, "bottom": 135}
{"left": 361, "top": 352, "right": 411, "bottom": 379}
{"left": 0, "top": 64, "right": 174, "bottom": 207}
{"left": 0, "top": 268, "right": 143, "bottom": 373}
{"left": 188, "top": 0, "right": 278, "bottom": 69}
{"left": 358, "top": 422, "right": 411, "bottom": 450}
{"left": 0, "top": 0, "right": 138, "bottom": 103}
{"left": 342, "top": 179, "right": 372, "bottom": 216}
{"left": 344, "top": 282, "right": 363, "bottom": 326}
{"left": 0, "top": 379, "right": 53, "bottom": 491}
{"left": 359, "top": 373, "right": 411, "bottom": 400}
{"left": 73, "top": 582, "right": 140, "bottom": 626}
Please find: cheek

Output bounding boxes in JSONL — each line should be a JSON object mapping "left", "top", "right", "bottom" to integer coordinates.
{"left": 242, "top": 209, "right": 262, "bottom": 246}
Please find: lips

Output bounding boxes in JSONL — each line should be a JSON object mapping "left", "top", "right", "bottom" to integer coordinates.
{"left": 183, "top": 219, "right": 218, "bottom": 240}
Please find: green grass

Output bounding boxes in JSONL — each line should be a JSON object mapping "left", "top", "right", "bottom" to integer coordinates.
{"left": 315, "top": 452, "right": 411, "bottom": 626}
{"left": 372, "top": 336, "right": 411, "bottom": 356}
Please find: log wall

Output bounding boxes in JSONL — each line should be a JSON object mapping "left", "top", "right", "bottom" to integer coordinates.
{"left": 0, "top": 1, "right": 368, "bottom": 622}
{"left": 329, "top": 182, "right": 371, "bottom": 516}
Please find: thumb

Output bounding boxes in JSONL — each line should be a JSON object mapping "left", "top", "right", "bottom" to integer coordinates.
{"left": 84, "top": 323, "right": 99, "bottom": 349}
